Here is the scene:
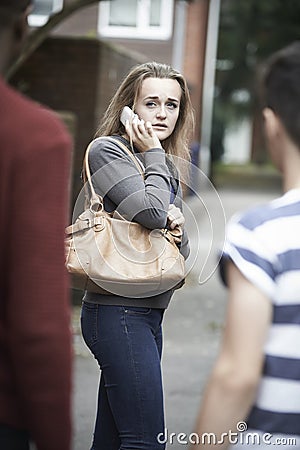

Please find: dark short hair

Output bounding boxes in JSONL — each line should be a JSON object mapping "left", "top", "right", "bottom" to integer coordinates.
{"left": 261, "top": 41, "right": 300, "bottom": 148}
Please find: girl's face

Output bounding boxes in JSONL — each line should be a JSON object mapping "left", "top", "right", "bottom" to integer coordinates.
{"left": 134, "top": 77, "right": 182, "bottom": 141}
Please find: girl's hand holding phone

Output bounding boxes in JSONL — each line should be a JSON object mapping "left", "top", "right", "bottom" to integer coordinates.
{"left": 121, "top": 107, "right": 162, "bottom": 152}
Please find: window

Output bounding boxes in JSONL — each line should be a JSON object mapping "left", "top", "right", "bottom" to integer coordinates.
{"left": 28, "top": 0, "right": 64, "bottom": 27}
{"left": 98, "top": 0, "right": 174, "bottom": 40}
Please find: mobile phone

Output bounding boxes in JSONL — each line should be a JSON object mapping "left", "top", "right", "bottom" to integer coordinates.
{"left": 120, "top": 106, "right": 141, "bottom": 125}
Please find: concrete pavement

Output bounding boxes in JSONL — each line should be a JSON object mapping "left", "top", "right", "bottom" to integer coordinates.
{"left": 71, "top": 185, "right": 281, "bottom": 450}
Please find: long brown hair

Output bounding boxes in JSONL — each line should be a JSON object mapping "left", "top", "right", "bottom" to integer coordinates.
{"left": 96, "top": 62, "right": 194, "bottom": 178}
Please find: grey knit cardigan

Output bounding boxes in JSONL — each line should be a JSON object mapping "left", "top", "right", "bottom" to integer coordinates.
{"left": 83, "top": 135, "right": 190, "bottom": 309}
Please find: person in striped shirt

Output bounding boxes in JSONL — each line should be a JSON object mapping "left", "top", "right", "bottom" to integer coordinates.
{"left": 191, "top": 41, "right": 300, "bottom": 448}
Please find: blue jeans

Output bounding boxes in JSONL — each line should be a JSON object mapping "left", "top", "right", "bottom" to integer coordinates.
{"left": 81, "top": 303, "right": 166, "bottom": 450}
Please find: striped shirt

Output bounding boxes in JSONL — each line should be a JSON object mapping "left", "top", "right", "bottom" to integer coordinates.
{"left": 221, "top": 188, "right": 300, "bottom": 448}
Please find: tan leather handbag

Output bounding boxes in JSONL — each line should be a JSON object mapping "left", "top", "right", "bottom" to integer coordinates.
{"left": 65, "top": 137, "right": 185, "bottom": 298}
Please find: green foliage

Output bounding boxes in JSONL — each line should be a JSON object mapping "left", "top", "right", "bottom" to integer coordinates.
{"left": 215, "top": 0, "right": 300, "bottom": 122}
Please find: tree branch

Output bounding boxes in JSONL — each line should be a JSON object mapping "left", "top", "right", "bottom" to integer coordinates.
{"left": 6, "top": 0, "right": 100, "bottom": 79}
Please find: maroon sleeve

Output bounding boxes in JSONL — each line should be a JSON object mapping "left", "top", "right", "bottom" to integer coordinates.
{"left": 7, "top": 111, "right": 73, "bottom": 450}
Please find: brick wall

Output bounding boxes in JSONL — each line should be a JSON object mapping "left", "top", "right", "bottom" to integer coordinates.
{"left": 11, "top": 37, "right": 144, "bottom": 202}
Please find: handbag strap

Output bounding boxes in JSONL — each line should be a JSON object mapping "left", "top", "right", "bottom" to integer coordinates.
{"left": 83, "top": 141, "right": 102, "bottom": 210}
{"left": 83, "top": 136, "right": 145, "bottom": 210}
{"left": 82, "top": 137, "right": 182, "bottom": 243}
{"left": 101, "top": 136, "right": 145, "bottom": 177}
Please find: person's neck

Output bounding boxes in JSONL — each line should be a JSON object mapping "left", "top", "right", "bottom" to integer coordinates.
{"left": 284, "top": 176, "right": 300, "bottom": 193}
{"left": 282, "top": 144, "right": 300, "bottom": 192}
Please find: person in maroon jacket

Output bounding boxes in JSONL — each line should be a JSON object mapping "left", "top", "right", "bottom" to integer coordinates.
{"left": 0, "top": 1, "right": 73, "bottom": 449}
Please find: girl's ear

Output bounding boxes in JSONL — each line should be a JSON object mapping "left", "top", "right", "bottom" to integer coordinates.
{"left": 262, "top": 107, "right": 286, "bottom": 170}
{"left": 262, "top": 107, "right": 281, "bottom": 140}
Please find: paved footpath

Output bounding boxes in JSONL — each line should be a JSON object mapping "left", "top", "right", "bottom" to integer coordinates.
{"left": 72, "top": 185, "right": 281, "bottom": 450}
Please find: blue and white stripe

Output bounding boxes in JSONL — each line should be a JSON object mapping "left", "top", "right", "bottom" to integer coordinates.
{"left": 222, "top": 189, "right": 300, "bottom": 448}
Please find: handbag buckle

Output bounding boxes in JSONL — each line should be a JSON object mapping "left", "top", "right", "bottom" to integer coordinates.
{"left": 88, "top": 216, "right": 104, "bottom": 231}
{"left": 161, "top": 228, "right": 173, "bottom": 243}
{"left": 161, "top": 227, "right": 182, "bottom": 244}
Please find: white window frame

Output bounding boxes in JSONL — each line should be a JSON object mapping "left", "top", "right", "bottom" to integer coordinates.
{"left": 98, "top": 0, "right": 174, "bottom": 40}
{"left": 28, "top": 0, "right": 64, "bottom": 27}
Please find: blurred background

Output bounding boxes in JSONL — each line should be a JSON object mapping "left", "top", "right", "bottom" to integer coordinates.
{"left": 7, "top": 0, "right": 300, "bottom": 298}
{"left": 8, "top": 3, "right": 300, "bottom": 446}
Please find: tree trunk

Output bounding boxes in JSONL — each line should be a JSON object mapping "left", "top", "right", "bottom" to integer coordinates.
{"left": 6, "top": 0, "right": 99, "bottom": 79}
